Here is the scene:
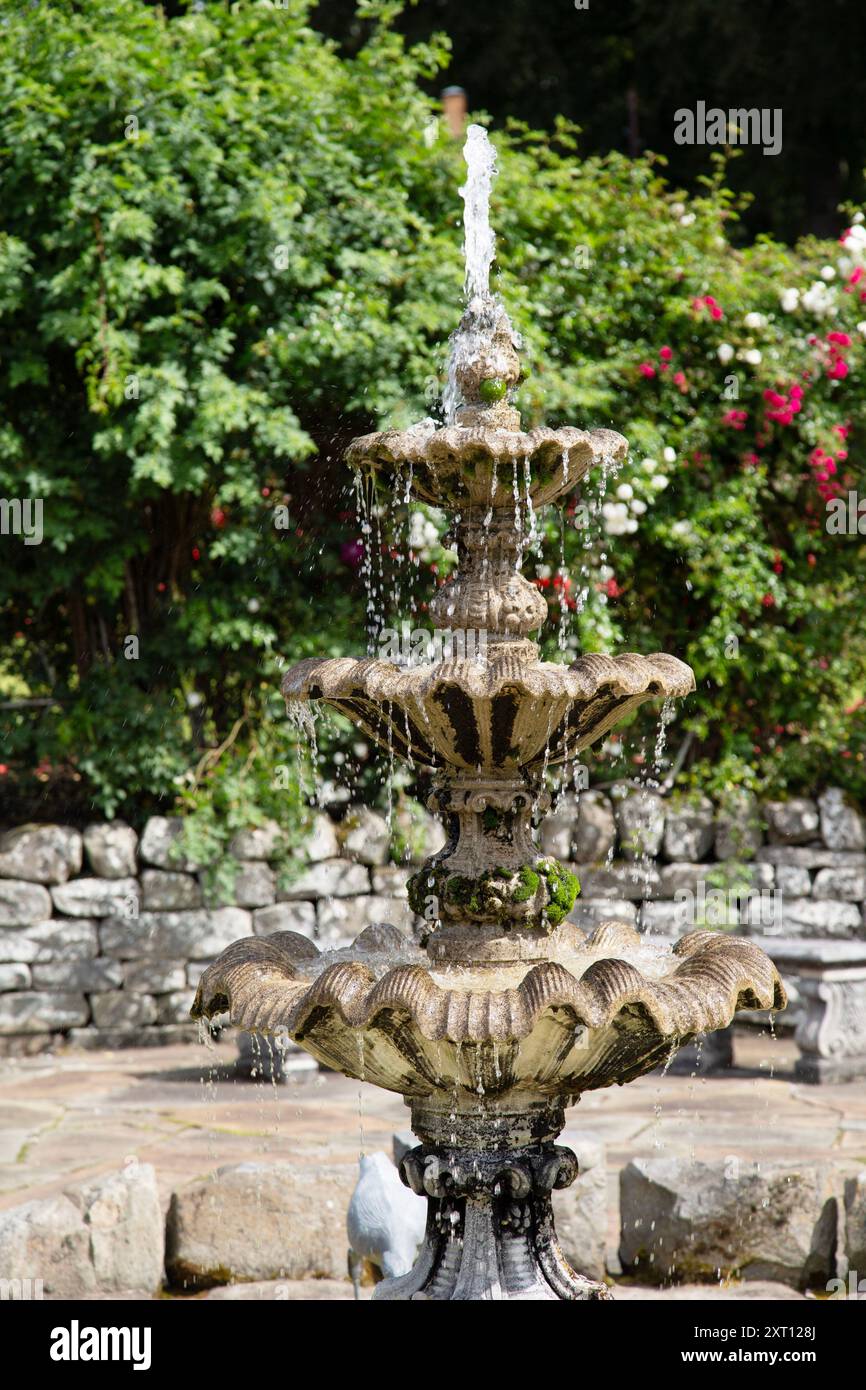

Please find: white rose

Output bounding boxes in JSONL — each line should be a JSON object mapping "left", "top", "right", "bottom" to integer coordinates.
{"left": 616, "top": 483, "right": 634, "bottom": 500}
{"left": 740, "top": 348, "right": 762, "bottom": 365}
{"left": 821, "top": 265, "right": 836, "bottom": 281}
{"left": 663, "top": 446, "right": 677, "bottom": 464}
{"left": 680, "top": 212, "right": 696, "bottom": 227}
{"left": 717, "top": 342, "right": 735, "bottom": 364}
{"left": 630, "top": 498, "right": 647, "bottom": 515}
{"left": 780, "top": 288, "right": 800, "bottom": 313}
{"left": 650, "top": 474, "right": 670, "bottom": 490}
{"left": 641, "top": 457, "right": 657, "bottom": 473}
{"left": 743, "top": 312, "right": 767, "bottom": 330}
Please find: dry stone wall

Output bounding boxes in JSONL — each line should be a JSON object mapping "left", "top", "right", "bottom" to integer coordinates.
{"left": 0, "top": 785, "right": 863, "bottom": 1051}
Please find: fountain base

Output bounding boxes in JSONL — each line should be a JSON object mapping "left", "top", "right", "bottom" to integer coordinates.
{"left": 375, "top": 1136, "right": 609, "bottom": 1301}
{"left": 374, "top": 1102, "right": 609, "bottom": 1301}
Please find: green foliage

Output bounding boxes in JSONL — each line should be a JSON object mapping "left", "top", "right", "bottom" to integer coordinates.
{"left": 1, "top": 0, "right": 865, "bottom": 828}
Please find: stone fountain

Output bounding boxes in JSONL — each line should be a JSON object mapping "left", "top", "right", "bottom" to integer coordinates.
{"left": 192, "top": 126, "right": 785, "bottom": 1301}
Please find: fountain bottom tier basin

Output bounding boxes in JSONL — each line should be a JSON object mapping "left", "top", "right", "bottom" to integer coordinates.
{"left": 191, "top": 919, "right": 785, "bottom": 1301}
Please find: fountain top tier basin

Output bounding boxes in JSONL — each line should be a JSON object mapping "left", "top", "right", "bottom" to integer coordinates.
{"left": 346, "top": 418, "right": 628, "bottom": 512}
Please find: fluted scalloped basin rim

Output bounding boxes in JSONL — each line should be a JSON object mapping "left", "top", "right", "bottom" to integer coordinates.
{"left": 192, "top": 921, "right": 786, "bottom": 1106}
{"left": 281, "top": 650, "right": 696, "bottom": 774}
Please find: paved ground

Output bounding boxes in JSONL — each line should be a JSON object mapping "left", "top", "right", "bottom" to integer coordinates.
{"left": 2, "top": 1027, "right": 864, "bottom": 1298}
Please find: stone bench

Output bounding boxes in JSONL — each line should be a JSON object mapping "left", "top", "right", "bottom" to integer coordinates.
{"left": 765, "top": 937, "right": 866, "bottom": 1083}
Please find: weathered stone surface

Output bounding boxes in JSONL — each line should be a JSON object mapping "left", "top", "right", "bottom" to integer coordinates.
{"left": 744, "top": 896, "right": 862, "bottom": 938}
{"left": 390, "top": 798, "right": 447, "bottom": 863}
{"left": 77, "top": 1164, "right": 164, "bottom": 1293}
{"left": 620, "top": 1157, "right": 837, "bottom": 1288}
{"left": 663, "top": 795, "right": 715, "bottom": 862}
{"left": 252, "top": 901, "right": 316, "bottom": 938}
{"left": 776, "top": 865, "right": 812, "bottom": 897}
{"left": 0, "top": 918, "right": 98, "bottom": 963}
{"left": 764, "top": 798, "right": 820, "bottom": 845}
{"left": 818, "top": 787, "right": 866, "bottom": 852}
{"left": 0, "top": 1194, "right": 93, "bottom": 1294}
{"left": 141, "top": 869, "right": 202, "bottom": 912}
{"left": 317, "top": 894, "right": 414, "bottom": 945}
{"left": 575, "top": 862, "right": 661, "bottom": 901}
{"left": 0, "top": 823, "right": 82, "bottom": 885}
{"left": 0, "top": 991, "right": 89, "bottom": 1034}
{"left": 90, "top": 991, "right": 157, "bottom": 1029}
{"left": 0, "top": 963, "right": 30, "bottom": 991}
{"left": 139, "top": 815, "right": 200, "bottom": 872}
{"left": 227, "top": 861, "right": 275, "bottom": 909}
{"left": 553, "top": 1133, "right": 607, "bottom": 1283}
{"left": 371, "top": 866, "right": 411, "bottom": 897}
{"left": 613, "top": 786, "right": 665, "bottom": 861}
{"left": 165, "top": 1161, "right": 357, "bottom": 1288}
{"left": 99, "top": 906, "right": 252, "bottom": 960}
{"left": 714, "top": 790, "right": 763, "bottom": 861}
{"left": 123, "top": 960, "right": 186, "bottom": 994}
{"left": 83, "top": 821, "right": 138, "bottom": 879}
{"left": 572, "top": 790, "right": 616, "bottom": 864}
{"left": 812, "top": 866, "right": 866, "bottom": 902}
{"left": 229, "top": 819, "right": 285, "bottom": 861}
{"left": 51, "top": 877, "right": 139, "bottom": 919}
{"left": 340, "top": 806, "right": 391, "bottom": 867}
{"left": 0, "top": 880, "right": 52, "bottom": 927}
{"left": 538, "top": 795, "right": 577, "bottom": 860}
{"left": 0, "top": 1163, "right": 163, "bottom": 1296}
{"left": 67, "top": 1024, "right": 198, "bottom": 1050}
{"left": 757, "top": 845, "right": 866, "bottom": 870}
{"left": 300, "top": 812, "right": 340, "bottom": 864}
{"left": 31, "top": 959, "right": 123, "bottom": 992}
{"left": 155, "top": 991, "right": 193, "bottom": 1025}
{"left": 638, "top": 901, "right": 688, "bottom": 934}
{"left": 569, "top": 898, "right": 637, "bottom": 928}
{"left": 844, "top": 1172, "right": 866, "bottom": 1272}
{"left": 278, "top": 859, "right": 370, "bottom": 901}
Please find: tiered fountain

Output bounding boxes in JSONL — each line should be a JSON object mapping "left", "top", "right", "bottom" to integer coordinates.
{"left": 193, "top": 126, "right": 785, "bottom": 1301}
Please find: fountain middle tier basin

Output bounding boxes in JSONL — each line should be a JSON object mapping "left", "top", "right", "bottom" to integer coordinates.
{"left": 281, "top": 648, "right": 694, "bottom": 775}
{"left": 191, "top": 921, "right": 785, "bottom": 1125}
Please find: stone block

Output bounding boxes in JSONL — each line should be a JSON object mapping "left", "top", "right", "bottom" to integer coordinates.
{"left": 90, "top": 991, "right": 157, "bottom": 1029}
{"left": 165, "top": 1161, "right": 358, "bottom": 1288}
{"left": 0, "top": 963, "right": 30, "bottom": 991}
{"left": 340, "top": 806, "right": 390, "bottom": 866}
{"left": 123, "top": 960, "right": 186, "bottom": 994}
{"left": 252, "top": 901, "right": 316, "bottom": 938}
{"left": 619, "top": 1157, "right": 837, "bottom": 1288}
{"left": 818, "top": 787, "right": 866, "bottom": 851}
{"left": 0, "top": 823, "right": 82, "bottom": 884}
{"left": 51, "top": 877, "right": 139, "bottom": 919}
{"left": 812, "top": 866, "right": 866, "bottom": 902}
{"left": 0, "top": 880, "right": 52, "bottom": 927}
{"left": 99, "top": 906, "right": 252, "bottom": 960}
{"left": 228, "top": 820, "right": 285, "bottom": 861}
{"left": 31, "top": 958, "right": 123, "bottom": 992}
{"left": 83, "top": 822, "right": 139, "bottom": 879}
{"left": 139, "top": 816, "right": 200, "bottom": 872}
{"left": 574, "top": 862, "right": 661, "bottom": 901}
{"left": 141, "top": 869, "right": 202, "bottom": 911}
{"left": 612, "top": 786, "right": 665, "bottom": 861}
{"left": 764, "top": 798, "right": 820, "bottom": 845}
{"left": 553, "top": 1132, "right": 607, "bottom": 1282}
{"left": 663, "top": 795, "right": 715, "bottom": 861}
{"left": 0, "top": 991, "right": 89, "bottom": 1034}
{"left": 0, "top": 918, "right": 98, "bottom": 963}
{"left": 300, "top": 812, "right": 340, "bottom": 864}
{"left": 278, "top": 859, "right": 370, "bottom": 901}
{"left": 572, "top": 791, "right": 617, "bottom": 864}
{"left": 715, "top": 790, "right": 763, "bottom": 860}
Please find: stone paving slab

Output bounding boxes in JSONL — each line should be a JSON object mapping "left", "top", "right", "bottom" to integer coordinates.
{"left": 1, "top": 1029, "right": 865, "bottom": 1301}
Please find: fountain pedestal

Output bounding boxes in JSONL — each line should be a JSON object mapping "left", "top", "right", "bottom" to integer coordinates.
{"left": 376, "top": 1103, "right": 608, "bottom": 1301}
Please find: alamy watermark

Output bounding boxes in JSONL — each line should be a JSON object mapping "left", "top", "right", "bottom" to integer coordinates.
{"left": 0, "top": 498, "right": 43, "bottom": 545}
{"left": 674, "top": 102, "right": 782, "bottom": 157}
{"left": 826, "top": 491, "right": 866, "bottom": 535}
{"left": 378, "top": 623, "right": 488, "bottom": 666}
{"left": 672, "top": 883, "right": 783, "bottom": 933}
